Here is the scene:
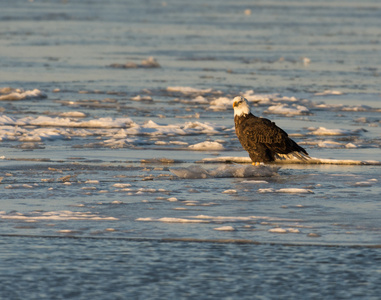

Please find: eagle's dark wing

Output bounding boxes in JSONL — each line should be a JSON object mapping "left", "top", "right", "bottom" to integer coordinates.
{"left": 240, "top": 115, "right": 286, "bottom": 143}
{"left": 240, "top": 114, "right": 308, "bottom": 155}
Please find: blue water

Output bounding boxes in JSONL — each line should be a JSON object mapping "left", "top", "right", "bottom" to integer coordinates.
{"left": 1, "top": 237, "right": 381, "bottom": 300}
{"left": 1, "top": 0, "right": 381, "bottom": 298}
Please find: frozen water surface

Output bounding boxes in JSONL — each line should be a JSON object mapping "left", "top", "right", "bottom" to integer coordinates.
{"left": 1, "top": 0, "right": 381, "bottom": 299}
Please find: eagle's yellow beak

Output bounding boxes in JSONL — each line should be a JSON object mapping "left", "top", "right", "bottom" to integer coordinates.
{"left": 233, "top": 102, "right": 238, "bottom": 108}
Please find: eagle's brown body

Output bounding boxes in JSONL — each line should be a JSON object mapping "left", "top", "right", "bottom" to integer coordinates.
{"left": 234, "top": 112, "right": 308, "bottom": 163}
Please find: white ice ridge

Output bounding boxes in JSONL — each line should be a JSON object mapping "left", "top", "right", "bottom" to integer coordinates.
{"left": 170, "top": 164, "right": 279, "bottom": 179}
{"left": 188, "top": 141, "right": 225, "bottom": 151}
{"left": 137, "top": 215, "right": 302, "bottom": 223}
{"left": 0, "top": 114, "right": 228, "bottom": 143}
{"left": 268, "top": 228, "right": 300, "bottom": 233}
{"left": 307, "top": 126, "right": 366, "bottom": 136}
{"left": 200, "top": 156, "right": 381, "bottom": 165}
{"left": 0, "top": 210, "right": 118, "bottom": 221}
{"left": 0, "top": 114, "right": 134, "bottom": 128}
{"left": 241, "top": 90, "right": 298, "bottom": 104}
{"left": 0, "top": 126, "right": 69, "bottom": 142}
{"left": 0, "top": 114, "right": 224, "bottom": 133}
{"left": 208, "top": 97, "right": 233, "bottom": 110}
{"left": 314, "top": 90, "right": 343, "bottom": 96}
{"left": 350, "top": 179, "right": 378, "bottom": 187}
{"left": 59, "top": 111, "right": 87, "bottom": 118}
{"left": 0, "top": 87, "right": 46, "bottom": 101}
{"left": 264, "top": 103, "right": 311, "bottom": 115}
{"left": 166, "top": 86, "right": 214, "bottom": 95}
{"left": 136, "top": 217, "right": 208, "bottom": 223}
{"left": 258, "top": 188, "right": 314, "bottom": 194}
{"left": 214, "top": 226, "right": 236, "bottom": 231}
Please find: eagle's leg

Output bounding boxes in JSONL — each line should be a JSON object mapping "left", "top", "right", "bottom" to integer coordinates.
{"left": 251, "top": 162, "right": 260, "bottom": 166}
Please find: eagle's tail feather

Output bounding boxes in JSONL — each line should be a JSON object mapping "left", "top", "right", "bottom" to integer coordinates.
{"left": 275, "top": 151, "right": 311, "bottom": 162}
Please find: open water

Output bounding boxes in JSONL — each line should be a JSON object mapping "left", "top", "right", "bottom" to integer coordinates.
{"left": 1, "top": 0, "right": 381, "bottom": 299}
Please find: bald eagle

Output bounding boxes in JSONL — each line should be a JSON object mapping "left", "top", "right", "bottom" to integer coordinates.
{"left": 233, "top": 96, "right": 309, "bottom": 164}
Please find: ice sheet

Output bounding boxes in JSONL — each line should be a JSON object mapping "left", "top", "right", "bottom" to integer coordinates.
{"left": 170, "top": 164, "right": 280, "bottom": 179}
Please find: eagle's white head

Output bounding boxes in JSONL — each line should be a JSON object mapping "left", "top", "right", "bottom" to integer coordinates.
{"left": 232, "top": 96, "right": 250, "bottom": 117}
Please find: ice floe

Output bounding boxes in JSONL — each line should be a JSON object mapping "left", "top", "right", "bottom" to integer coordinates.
{"left": 314, "top": 90, "right": 343, "bottom": 96}
{"left": 258, "top": 188, "right": 314, "bottom": 194}
{"left": 0, "top": 114, "right": 134, "bottom": 128}
{"left": 109, "top": 56, "right": 161, "bottom": 69}
{"left": 302, "top": 57, "right": 311, "bottom": 66}
{"left": 5, "top": 184, "right": 38, "bottom": 189}
{"left": 130, "top": 95, "right": 153, "bottom": 101}
{"left": 268, "top": 228, "right": 300, "bottom": 233}
{"left": 214, "top": 226, "right": 236, "bottom": 231}
{"left": 140, "top": 56, "right": 161, "bottom": 68}
{"left": 188, "top": 141, "right": 225, "bottom": 151}
{"left": 0, "top": 210, "right": 118, "bottom": 221}
{"left": 0, "top": 87, "right": 46, "bottom": 101}
{"left": 118, "top": 120, "right": 222, "bottom": 137}
{"left": 208, "top": 97, "right": 232, "bottom": 110}
{"left": 350, "top": 179, "right": 378, "bottom": 187}
{"left": 241, "top": 180, "right": 269, "bottom": 184}
{"left": 136, "top": 217, "right": 208, "bottom": 223}
{"left": 313, "top": 103, "right": 380, "bottom": 112}
{"left": 19, "top": 128, "right": 67, "bottom": 142}
{"left": 112, "top": 183, "right": 132, "bottom": 188}
{"left": 166, "top": 86, "right": 214, "bottom": 95}
{"left": 58, "top": 111, "right": 87, "bottom": 118}
{"left": 222, "top": 189, "right": 238, "bottom": 194}
{"left": 0, "top": 126, "right": 69, "bottom": 142}
{"left": 264, "top": 104, "right": 311, "bottom": 115}
{"left": 308, "top": 127, "right": 366, "bottom": 136}
{"left": 137, "top": 215, "right": 302, "bottom": 224}
{"left": 192, "top": 95, "right": 209, "bottom": 104}
{"left": 315, "top": 140, "right": 347, "bottom": 148}
{"left": 0, "top": 113, "right": 231, "bottom": 145}
{"left": 241, "top": 90, "right": 298, "bottom": 104}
